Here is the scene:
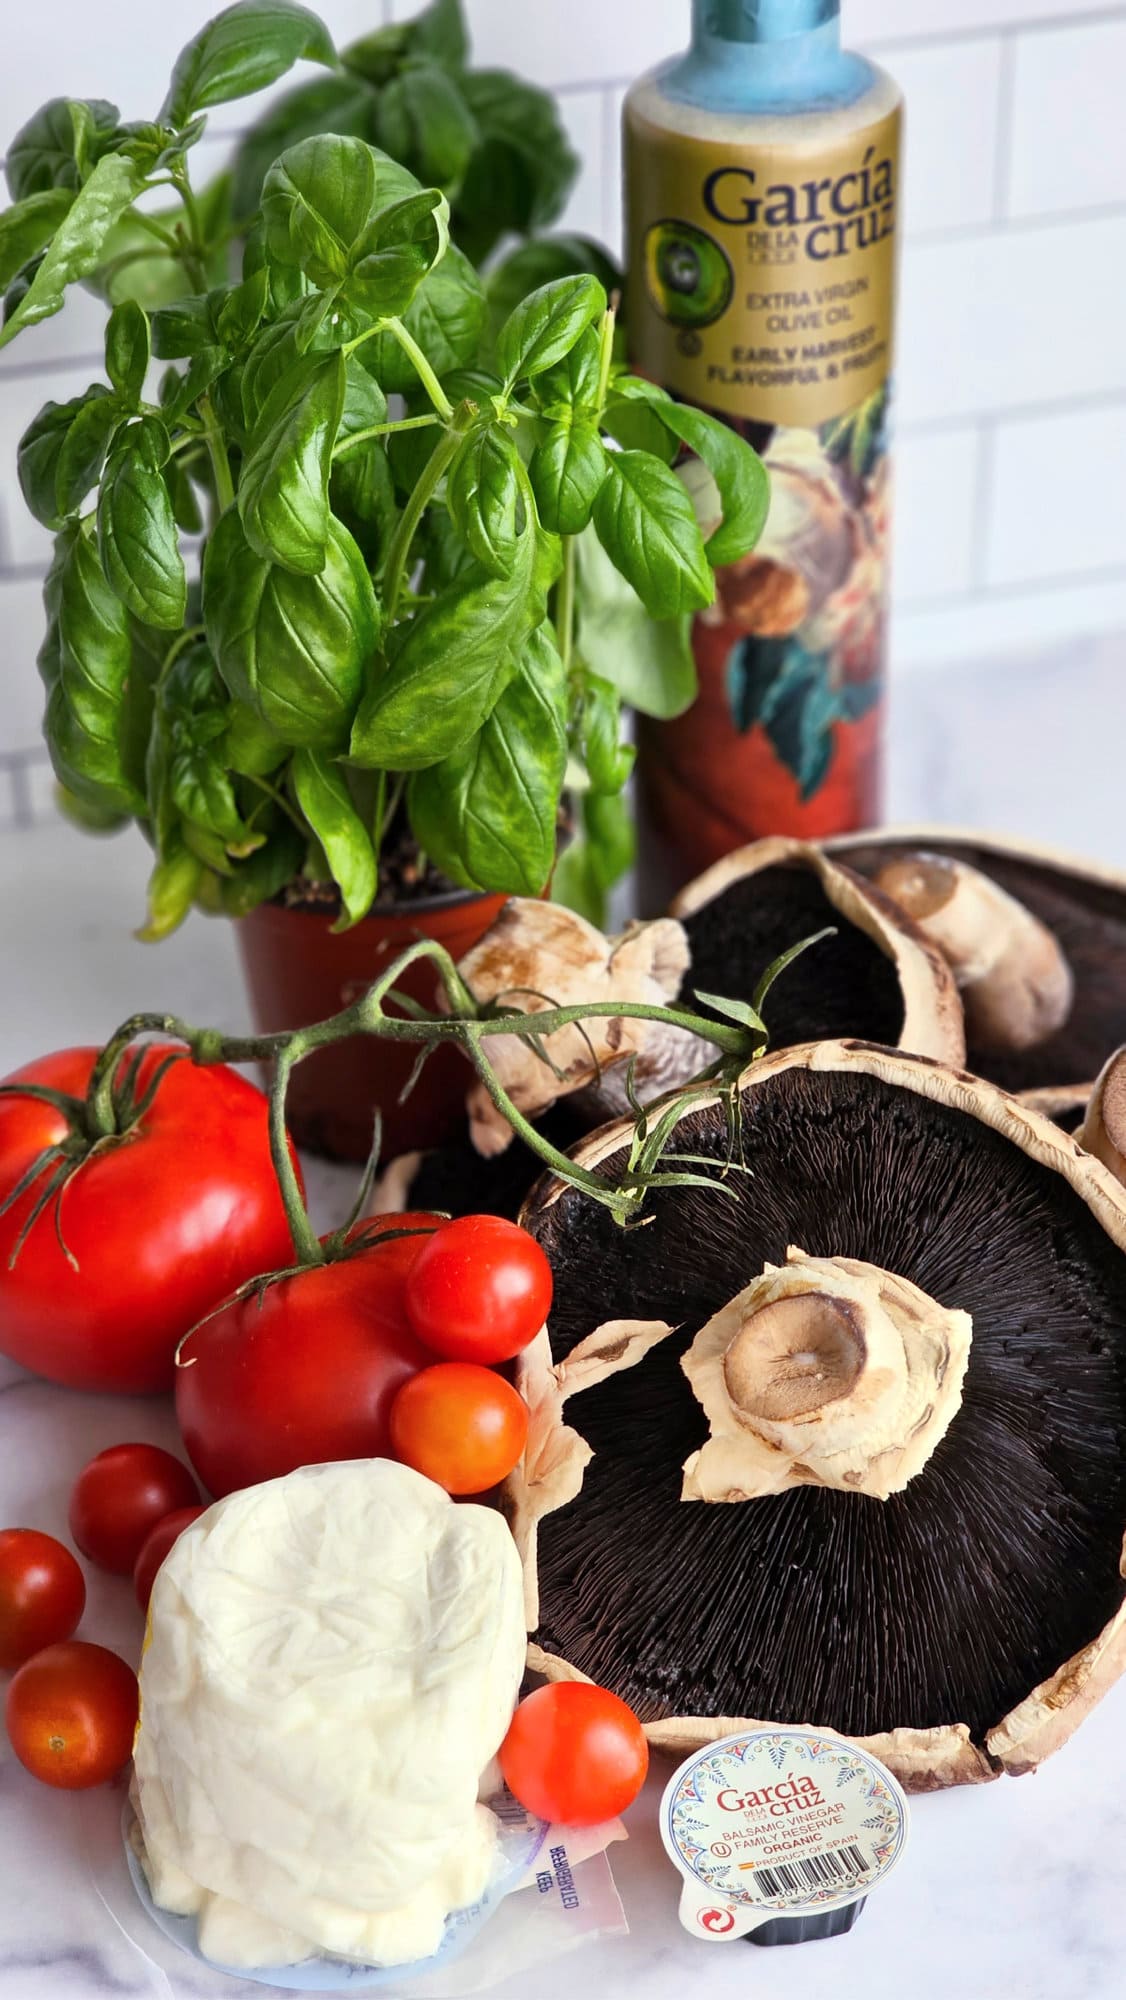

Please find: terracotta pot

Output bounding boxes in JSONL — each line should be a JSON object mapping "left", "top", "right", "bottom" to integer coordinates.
{"left": 236, "top": 890, "right": 507, "bottom": 1162}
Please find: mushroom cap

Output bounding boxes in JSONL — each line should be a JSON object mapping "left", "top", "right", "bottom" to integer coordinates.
{"left": 829, "top": 828, "right": 1126, "bottom": 1097}
{"left": 512, "top": 1041, "right": 1126, "bottom": 1790}
{"left": 671, "top": 836, "right": 966, "bottom": 1068}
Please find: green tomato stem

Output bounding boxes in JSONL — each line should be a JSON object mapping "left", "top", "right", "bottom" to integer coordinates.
{"left": 269, "top": 1048, "right": 323, "bottom": 1266}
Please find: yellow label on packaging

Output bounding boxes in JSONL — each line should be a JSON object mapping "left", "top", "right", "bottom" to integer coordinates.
{"left": 625, "top": 105, "right": 902, "bottom": 430}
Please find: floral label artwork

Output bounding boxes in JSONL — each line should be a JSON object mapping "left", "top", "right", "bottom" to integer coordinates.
{"left": 659, "top": 1727, "right": 909, "bottom": 1942}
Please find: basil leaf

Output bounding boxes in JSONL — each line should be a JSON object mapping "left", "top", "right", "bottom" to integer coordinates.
{"left": 232, "top": 72, "right": 377, "bottom": 222}
{"left": 347, "top": 187, "right": 450, "bottom": 316}
{"left": 376, "top": 63, "right": 478, "bottom": 188}
{"left": 0, "top": 188, "right": 74, "bottom": 290}
{"left": 529, "top": 418, "right": 607, "bottom": 536}
{"left": 495, "top": 274, "right": 606, "bottom": 387}
{"left": 216, "top": 267, "right": 269, "bottom": 349}
{"left": 50, "top": 526, "right": 150, "bottom": 815}
{"left": 350, "top": 529, "right": 544, "bottom": 770}
{"left": 148, "top": 640, "right": 261, "bottom": 855}
{"left": 552, "top": 788, "right": 635, "bottom": 929}
{"left": 0, "top": 154, "right": 145, "bottom": 353}
{"left": 592, "top": 451, "right": 714, "bottom": 619}
{"left": 410, "top": 0, "right": 468, "bottom": 69}
{"left": 97, "top": 430, "right": 187, "bottom": 630}
{"left": 486, "top": 236, "right": 620, "bottom": 346}
{"left": 17, "top": 392, "right": 110, "bottom": 528}
{"left": 574, "top": 524, "right": 697, "bottom": 721}
{"left": 261, "top": 134, "right": 419, "bottom": 286}
{"left": 138, "top": 842, "right": 204, "bottom": 942}
{"left": 447, "top": 427, "right": 524, "bottom": 577}
{"left": 56, "top": 391, "right": 124, "bottom": 516}
{"left": 239, "top": 350, "right": 345, "bottom": 574}
{"left": 162, "top": 1, "right": 336, "bottom": 125}
{"left": 602, "top": 392, "right": 679, "bottom": 464}
{"left": 292, "top": 748, "right": 376, "bottom": 926}
{"left": 152, "top": 293, "right": 217, "bottom": 358}
{"left": 225, "top": 700, "right": 287, "bottom": 776}
{"left": 5, "top": 98, "right": 119, "bottom": 199}
{"left": 578, "top": 674, "right": 633, "bottom": 796}
{"left": 409, "top": 621, "right": 566, "bottom": 896}
{"left": 532, "top": 324, "right": 602, "bottom": 411}
{"left": 217, "top": 822, "right": 305, "bottom": 916}
{"left": 615, "top": 388, "right": 770, "bottom": 568}
{"left": 165, "top": 456, "right": 204, "bottom": 534}
{"left": 204, "top": 507, "right": 377, "bottom": 748}
{"left": 454, "top": 72, "right": 578, "bottom": 264}
{"left": 353, "top": 243, "right": 483, "bottom": 392}
{"left": 105, "top": 299, "right": 149, "bottom": 405}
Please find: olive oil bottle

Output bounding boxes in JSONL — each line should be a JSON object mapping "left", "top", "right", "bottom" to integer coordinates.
{"left": 625, "top": 0, "right": 903, "bottom": 899}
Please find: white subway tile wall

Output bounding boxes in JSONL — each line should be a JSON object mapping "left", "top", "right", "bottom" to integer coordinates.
{"left": 1, "top": 0, "right": 1124, "bottom": 826}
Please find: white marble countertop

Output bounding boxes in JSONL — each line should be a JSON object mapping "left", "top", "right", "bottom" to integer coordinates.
{"left": 2, "top": 638, "right": 1126, "bottom": 1999}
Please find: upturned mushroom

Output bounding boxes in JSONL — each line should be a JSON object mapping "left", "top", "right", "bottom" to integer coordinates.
{"left": 832, "top": 829, "right": 1126, "bottom": 1102}
{"left": 507, "top": 1041, "right": 1126, "bottom": 1791}
{"left": 671, "top": 836, "right": 966, "bottom": 1066}
{"left": 872, "top": 852, "right": 1073, "bottom": 1055}
{"left": 1077, "top": 1047, "right": 1126, "bottom": 1189}
{"left": 453, "top": 900, "right": 712, "bottom": 1156}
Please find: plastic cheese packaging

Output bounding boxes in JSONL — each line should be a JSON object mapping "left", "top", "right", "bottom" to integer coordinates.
{"left": 660, "top": 1726, "right": 910, "bottom": 1947}
{"left": 127, "top": 1459, "right": 628, "bottom": 1988}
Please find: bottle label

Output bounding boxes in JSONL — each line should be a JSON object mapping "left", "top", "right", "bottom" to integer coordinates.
{"left": 659, "top": 1727, "right": 910, "bottom": 1941}
{"left": 626, "top": 101, "right": 902, "bottom": 876}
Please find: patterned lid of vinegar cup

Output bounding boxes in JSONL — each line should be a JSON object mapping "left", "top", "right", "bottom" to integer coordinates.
{"left": 659, "top": 1726, "right": 910, "bottom": 1944}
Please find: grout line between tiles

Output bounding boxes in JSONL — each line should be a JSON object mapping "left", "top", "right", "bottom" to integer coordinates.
{"left": 896, "top": 558, "right": 1126, "bottom": 614}
{"left": 600, "top": 84, "right": 622, "bottom": 254}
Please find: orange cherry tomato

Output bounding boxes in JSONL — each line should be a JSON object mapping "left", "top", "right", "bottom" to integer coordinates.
{"left": 389, "top": 1362, "right": 529, "bottom": 1494}
{"left": 500, "top": 1682, "right": 649, "bottom": 1826}
{"left": 133, "top": 1506, "right": 207, "bottom": 1612}
{"left": 5, "top": 1641, "right": 139, "bottom": 1789}
{"left": 0, "top": 1528, "right": 86, "bottom": 1670}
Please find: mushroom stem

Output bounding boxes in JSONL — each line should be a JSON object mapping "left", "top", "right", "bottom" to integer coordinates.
{"left": 1077, "top": 1047, "right": 1126, "bottom": 1189}
{"left": 682, "top": 1249, "right": 973, "bottom": 1503}
{"left": 875, "top": 853, "right": 1073, "bottom": 1054}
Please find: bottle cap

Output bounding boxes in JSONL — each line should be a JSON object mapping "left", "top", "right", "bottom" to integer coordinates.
{"left": 659, "top": 1726, "right": 909, "bottom": 1946}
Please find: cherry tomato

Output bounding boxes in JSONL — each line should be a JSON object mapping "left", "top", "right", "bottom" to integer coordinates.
{"left": 175, "top": 1217, "right": 444, "bottom": 1498}
{"left": 5, "top": 1641, "right": 138, "bottom": 1789}
{"left": 69, "top": 1444, "right": 200, "bottom": 1575}
{"left": 133, "top": 1507, "right": 207, "bottom": 1612}
{"left": 0, "top": 1529, "right": 86, "bottom": 1670}
{"left": 389, "top": 1362, "right": 529, "bottom": 1495}
{"left": 404, "top": 1215, "right": 553, "bottom": 1364}
{"left": 499, "top": 1682, "right": 649, "bottom": 1826}
{"left": 0, "top": 1046, "right": 300, "bottom": 1392}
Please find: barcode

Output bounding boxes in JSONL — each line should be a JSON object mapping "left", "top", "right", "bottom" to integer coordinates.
{"left": 492, "top": 1790, "right": 533, "bottom": 1826}
{"left": 746, "top": 1844, "right": 870, "bottom": 1900}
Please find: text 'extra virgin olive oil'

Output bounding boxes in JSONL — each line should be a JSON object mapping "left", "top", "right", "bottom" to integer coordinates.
{"left": 625, "top": 0, "right": 903, "bottom": 901}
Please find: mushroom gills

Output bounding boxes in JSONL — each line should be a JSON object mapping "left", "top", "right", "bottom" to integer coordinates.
{"left": 529, "top": 1063, "right": 1126, "bottom": 1744}
{"left": 681, "top": 1248, "right": 972, "bottom": 1503}
{"left": 874, "top": 853, "right": 1074, "bottom": 1055}
{"left": 681, "top": 863, "right": 906, "bottom": 1047}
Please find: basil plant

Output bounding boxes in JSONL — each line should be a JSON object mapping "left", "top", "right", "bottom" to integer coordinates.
{"left": 0, "top": 0, "right": 769, "bottom": 935}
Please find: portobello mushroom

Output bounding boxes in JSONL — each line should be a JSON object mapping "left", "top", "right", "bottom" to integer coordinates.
{"left": 1078, "top": 1047, "right": 1126, "bottom": 1189}
{"left": 671, "top": 836, "right": 966, "bottom": 1067}
{"left": 508, "top": 1041, "right": 1126, "bottom": 1790}
{"left": 829, "top": 829, "right": 1126, "bottom": 1099}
